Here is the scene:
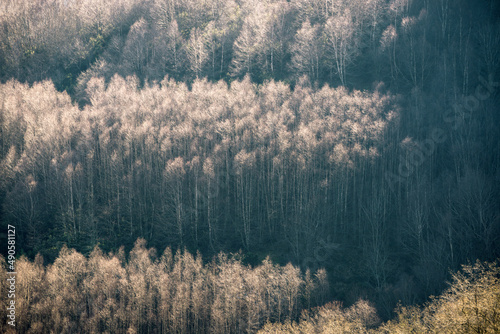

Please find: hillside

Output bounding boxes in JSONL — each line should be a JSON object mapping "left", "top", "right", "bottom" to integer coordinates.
{"left": 1, "top": 0, "right": 499, "bottom": 331}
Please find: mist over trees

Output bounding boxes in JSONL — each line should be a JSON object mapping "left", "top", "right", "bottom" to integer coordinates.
{"left": 0, "top": 0, "right": 499, "bottom": 330}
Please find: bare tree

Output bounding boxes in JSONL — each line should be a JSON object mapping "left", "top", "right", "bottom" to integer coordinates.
{"left": 324, "top": 12, "right": 359, "bottom": 85}
{"left": 290, "top": 19, "right": 323, "bottom": 81}
{"left": 186, "top": 27, "right": 209, "bottom": 78}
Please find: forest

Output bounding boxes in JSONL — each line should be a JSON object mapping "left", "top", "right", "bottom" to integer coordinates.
{"left": 0, "top": 0, "right": 499, "bottom": 332}
{"left": 1, "top": 242, "right": 499, "bottom": 333}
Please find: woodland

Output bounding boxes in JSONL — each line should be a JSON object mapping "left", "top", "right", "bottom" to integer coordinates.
{"left": 0, "top": 0, "right": 499, "bottom": 332}
{"left": 1, "top": 242, "right": 499, "bottom": 333}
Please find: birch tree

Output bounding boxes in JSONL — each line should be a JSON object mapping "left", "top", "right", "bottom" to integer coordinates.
{"left": 290, "top": 19, "right": 323, "bottom": 81}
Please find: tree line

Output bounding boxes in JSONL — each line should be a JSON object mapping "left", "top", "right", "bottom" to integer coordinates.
{"left": 1, "top": 0, "right": 498, "bottom": 95}
{"left": 1, "top": 245, "right": 498, "bottom": 333}
{"left": 0, "top": 76, "right": 398, "bottom": 265}
{"left": 0, "top": 239, "right": 329, "bottom": 333}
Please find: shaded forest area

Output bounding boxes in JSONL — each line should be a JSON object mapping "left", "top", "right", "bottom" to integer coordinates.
{"left": 259, "top": 260, "right": 500, "bottom": 333}
{"left": 1, "top": 0, "right": 500, "bottom": 326}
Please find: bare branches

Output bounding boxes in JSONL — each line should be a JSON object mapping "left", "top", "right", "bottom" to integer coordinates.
{"left": 0, "top": 240, "right": 324, "bottom": 333}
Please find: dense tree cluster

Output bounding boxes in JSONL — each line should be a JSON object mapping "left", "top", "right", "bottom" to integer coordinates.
{"left": 0, "top": 76, "right": 398, "bottom": 263}
{"left": 1, "top": 0, "right": 500, "bottom": 323}
{"left": 0, "top": 239, "right": 328, "bottom": 333}
{"left": 1, "top": 248, "right": 497, "bottom": 333}
{"left": 1, "top": 0, "right": 498, "bottom": 93}
{"left": 259, "top": 261, "right": 500, "bottom": 334}
{"left": 0, "top": 0, "right": 145, "bottom": 93}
